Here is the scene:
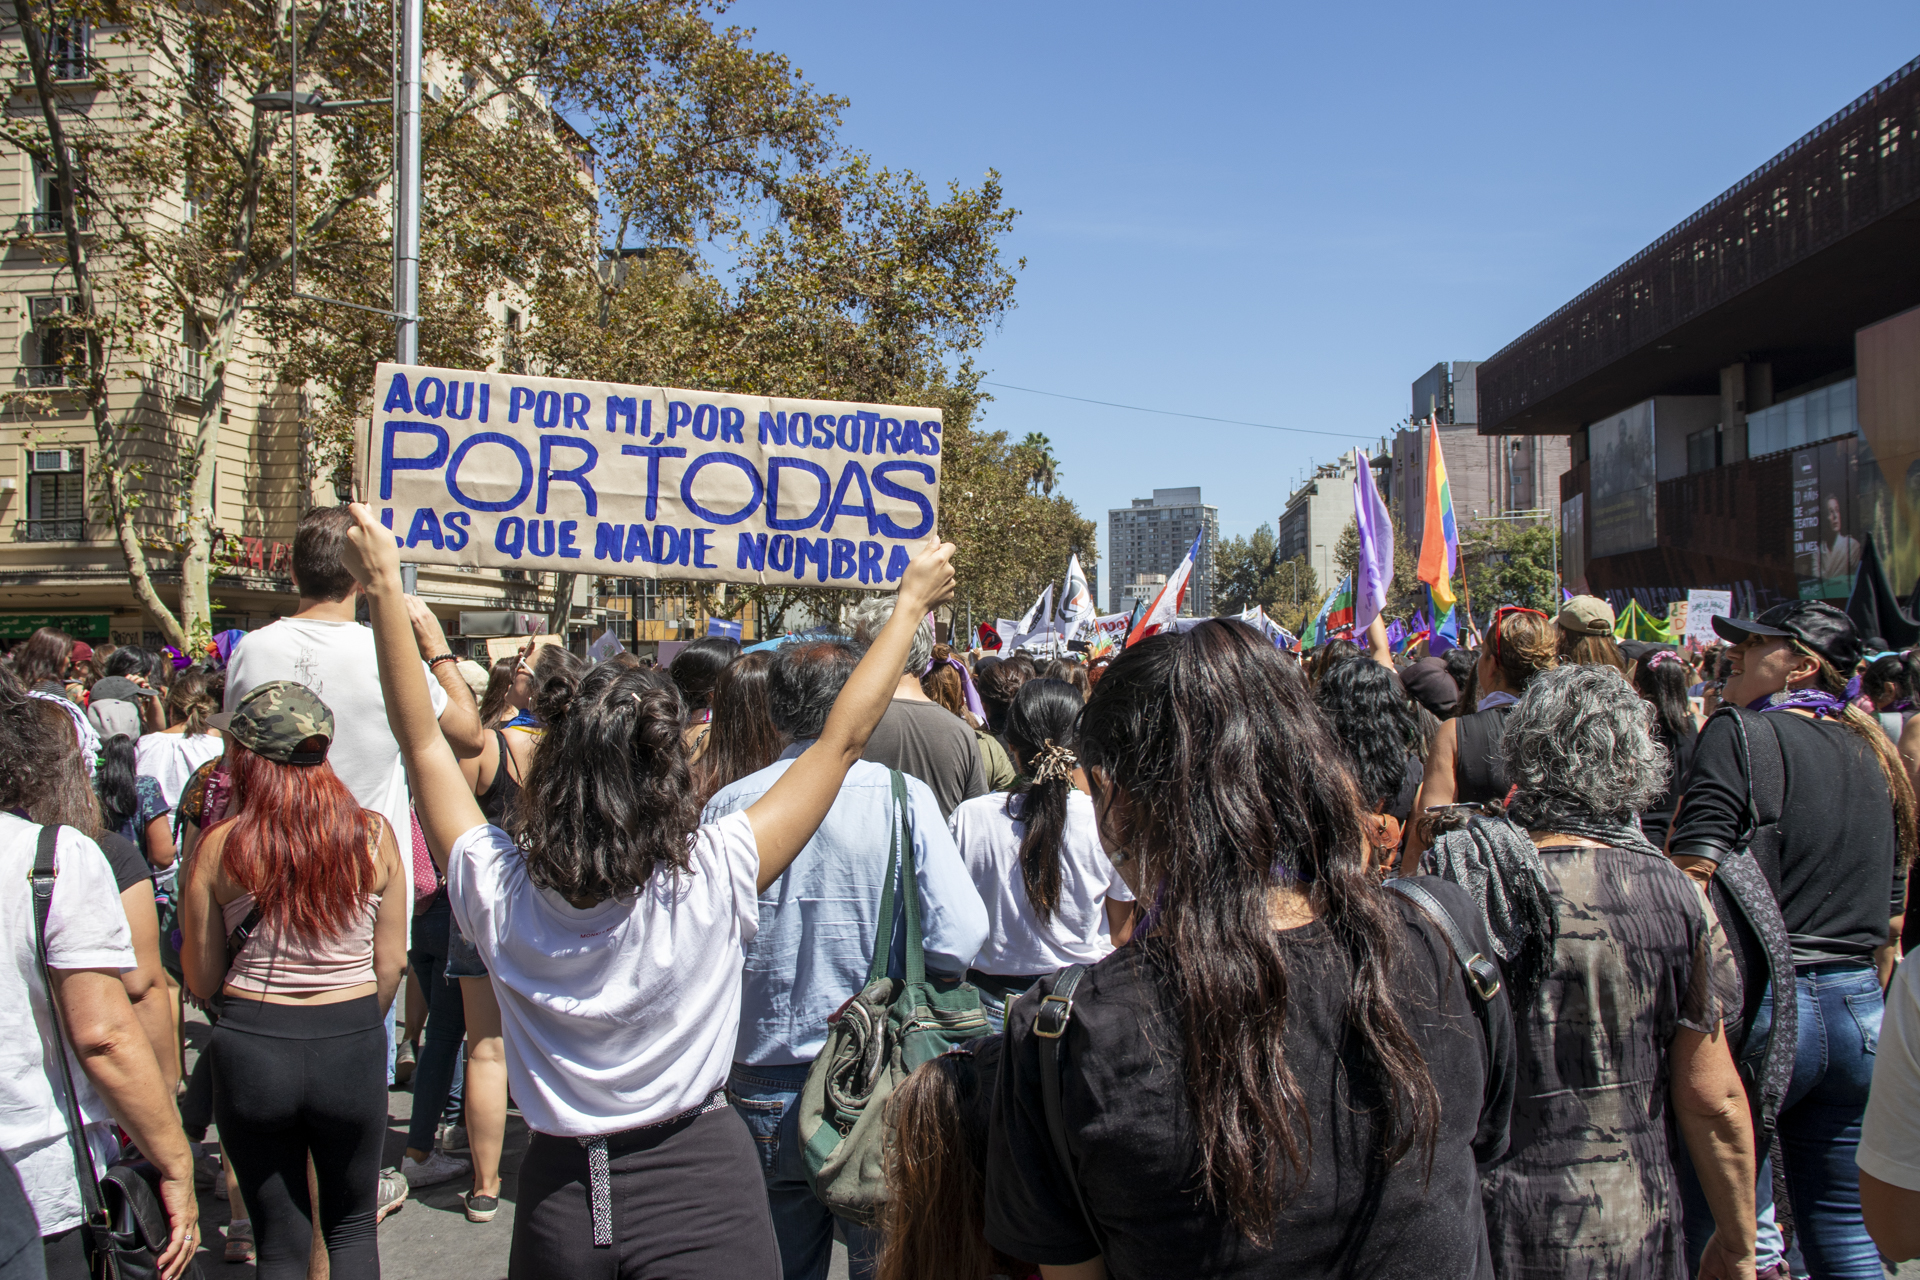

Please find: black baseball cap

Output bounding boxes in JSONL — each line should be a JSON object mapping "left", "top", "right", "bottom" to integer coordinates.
{"left": 1712, "top": 601, "right": 1862, "bottom": 672}
{"left": 1399, "top": 656, "right": 1460, "bottom": 718}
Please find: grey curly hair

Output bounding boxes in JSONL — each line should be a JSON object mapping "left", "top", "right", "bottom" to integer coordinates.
{"left": 846, "top": 596, "right": 934, "bottom": 676}
{"left": 1501, "top": 663, "right": 1668, "bottom": 824}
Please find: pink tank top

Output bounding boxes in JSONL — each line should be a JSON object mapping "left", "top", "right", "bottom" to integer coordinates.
{"left": 222, "top": 892, "right": 379, "bottom": 995}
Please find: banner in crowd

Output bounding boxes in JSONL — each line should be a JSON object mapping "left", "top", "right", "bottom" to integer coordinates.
{"left": 356, "top": 363, "right": 943, "bottom": 589}
{"left": 1683, "top": 589, "right": 1731, "bottom": 646}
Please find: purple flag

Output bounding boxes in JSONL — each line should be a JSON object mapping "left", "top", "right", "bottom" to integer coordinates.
{"left": 1385, "top": 618, "right": 1407, "bottom": 650}
{"left": 1351, "top": 449, "right": 1394, "bottom": 633}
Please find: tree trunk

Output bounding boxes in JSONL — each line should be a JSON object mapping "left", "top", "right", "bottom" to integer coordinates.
{"left": 12, "top": 0, "right": 188, "bottom": 649}
{"left": 546, "top": 572, "right": 577, "bottom": 637}
{"left": 177, "top": 307, "right": 240, "bottom": 642}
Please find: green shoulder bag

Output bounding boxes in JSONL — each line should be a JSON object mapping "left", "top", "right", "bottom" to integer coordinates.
{"left": 797, "top": 769, "right": 990, "bottom": 1224}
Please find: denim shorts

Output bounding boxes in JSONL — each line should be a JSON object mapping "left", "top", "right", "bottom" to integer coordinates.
{"left": 443, "top": 915, "right": 488, "bottom": 978}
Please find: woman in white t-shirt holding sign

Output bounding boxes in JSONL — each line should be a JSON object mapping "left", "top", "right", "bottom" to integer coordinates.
{"left": 949, "top": 677, "right": 1136, "bottom": 1030}
{"left": 336, "top": 502, "right": 955, "bottom": 1280}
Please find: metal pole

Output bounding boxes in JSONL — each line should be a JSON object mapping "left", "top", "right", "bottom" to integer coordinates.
{"left": 393, "top": 0, "right": 421, "bottom": 365}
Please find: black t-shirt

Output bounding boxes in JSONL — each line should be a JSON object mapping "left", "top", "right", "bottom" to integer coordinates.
{"left": 986, "top": 881, "right": 1514, "bottom": 1278}
{"left": 96, "top": 828, "right": 152, "bottom": 895}
{"left": 1388, "top": 752, "right": 1423, "bottom": 824}
{"left": 1638, "top": 723, "right": 1696, "bottom": 852}
{"left": 1670, "top": 710, "right": 1904, "bottom": 963}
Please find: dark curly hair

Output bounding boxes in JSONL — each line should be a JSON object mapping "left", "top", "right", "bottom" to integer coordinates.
{"left": 513, "top": 661, "right": 700, "bottom": 902}
{"left": 1314, "top": 657, "right": 1420, "bottom": 811}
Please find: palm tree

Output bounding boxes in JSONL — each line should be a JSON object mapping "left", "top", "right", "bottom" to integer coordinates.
{"left": 1017, "top": 432, "right": 1059, "bottom": 496}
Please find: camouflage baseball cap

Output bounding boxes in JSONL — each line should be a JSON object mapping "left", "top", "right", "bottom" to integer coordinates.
{"left": 208, "top": 680, "right": 334, "bottom": 765}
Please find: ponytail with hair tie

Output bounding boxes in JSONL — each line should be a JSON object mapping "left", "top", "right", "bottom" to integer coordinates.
{"left": 1028, "top": 740, "right": 1078, "bottom": 784}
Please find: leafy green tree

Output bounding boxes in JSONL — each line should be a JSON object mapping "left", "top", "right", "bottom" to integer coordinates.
{"left": 5, "top": 0, "right": 591, "bottom": 645}
{"left": 1214, "top": 524, "right": 1280, "bottom": 613}
{"left": 1216, "top": 525, "right": 1318, "bottom": 633}
{"left": 1463, "top": 522, "right": 1559, "bottom": 613}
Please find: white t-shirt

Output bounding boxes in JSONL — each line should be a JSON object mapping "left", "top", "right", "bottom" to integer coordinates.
{"left": 446, "top": 811, "right": 760, "bottom": 1137}
{"left": 948, "top": 789, "right": 1135, "bottom": 975}
{"left": 135, "top": 729, "right": 225, "bottom": 809}
{"left": 224, "top": 617, "right": 447, "bottom": 842}
{"left": 0, "top": 816, "right": 135, "bottom": 1234}
{"left": 1858, "top": 956, "right": 1920, "bottom": 1191}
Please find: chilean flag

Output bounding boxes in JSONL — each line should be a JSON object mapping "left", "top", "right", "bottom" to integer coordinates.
{"left": 1125, "top": 528, "right": 1205, "bottom": 648}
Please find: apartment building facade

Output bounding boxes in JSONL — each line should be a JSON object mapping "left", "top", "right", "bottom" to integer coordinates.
{"left": 1106, "top": 486, "right": 1217, "bottom": 615}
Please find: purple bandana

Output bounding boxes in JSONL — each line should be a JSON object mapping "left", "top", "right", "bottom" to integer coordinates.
{"left": 1748, "top": 689, "right": 1849, "bottom": 719}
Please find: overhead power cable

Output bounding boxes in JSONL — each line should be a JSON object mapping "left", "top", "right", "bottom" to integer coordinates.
{"left": 981, "top": 381, "right": 1381, "bottom": 441}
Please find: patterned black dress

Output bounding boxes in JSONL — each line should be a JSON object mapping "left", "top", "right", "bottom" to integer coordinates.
{"left": 1479, "top": 843, "right": 1736, "bottom": 1279}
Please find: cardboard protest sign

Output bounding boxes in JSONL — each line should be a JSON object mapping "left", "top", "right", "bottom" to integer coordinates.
{"left": 357, "top": 363, "right": 943, "bottom": 589}
{"left": 1684, "top": 589, "right": 1732, "bottom": 646}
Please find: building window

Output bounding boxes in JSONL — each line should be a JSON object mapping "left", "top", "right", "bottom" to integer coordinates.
{"left": 1686, "top": 426, "right": 1721, "bottom": 475}
{"left": 30, "top": 151, "right": 85, "bottom": 234}
{"left": 178, "top": 315, "right": 207, "bottom": 399}
{"left": 26, "top": 295, "right": 80, "bottom": 386}
{"left": 47, "top": 19, "right": 89, "bottom": 81}
{"left": 502, "top": 308, "right": 525, "bottom": 374}
{"left": 22, "top": 446, "right": 85, "bottom": 540}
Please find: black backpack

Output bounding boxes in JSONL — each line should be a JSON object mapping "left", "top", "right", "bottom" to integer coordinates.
{"left": 1695, "top": 708, "right": 1798, "bottom": 1139}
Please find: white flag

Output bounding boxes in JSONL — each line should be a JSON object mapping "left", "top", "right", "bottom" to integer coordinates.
{"left": 1060, "top": 555, "right": 1095, "bottom": 641}
{"left": 1016, "top": 584, "right": 1053, "bottom": 637}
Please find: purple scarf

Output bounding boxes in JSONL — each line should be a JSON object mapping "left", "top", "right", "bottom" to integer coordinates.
{"left": 924, "top": 654, "right": 986, "bottom": 721}
{"left": 1748, "top": 689, "right": 1849, "bottom": 719}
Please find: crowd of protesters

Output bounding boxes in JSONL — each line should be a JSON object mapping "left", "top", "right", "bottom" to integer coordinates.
{"left": 3, "top": 515, "right": 1919, "bottom": 1280}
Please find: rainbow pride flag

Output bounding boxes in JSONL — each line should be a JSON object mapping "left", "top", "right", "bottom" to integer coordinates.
{"left": 1416, "top": 417, "right": 1459, "bottom": 613}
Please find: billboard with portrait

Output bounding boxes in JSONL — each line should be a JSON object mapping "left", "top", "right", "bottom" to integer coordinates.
{"left": 1792, "top": 438, "right": 1860, "bottom": 600}
{"left": 1589, "top": 401, "right": 1657, "bottom": 558}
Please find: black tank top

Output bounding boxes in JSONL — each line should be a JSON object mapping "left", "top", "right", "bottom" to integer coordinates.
{"left": 1453, "top": 704, "right": 1516, "bottom": 805}
{"left": 479, "top": 729, "right": 523, "bottom": 827}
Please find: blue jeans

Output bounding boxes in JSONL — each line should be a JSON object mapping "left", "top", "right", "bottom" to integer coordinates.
{"left": 725, "top": 1062, "right": 880, "bottom": 1280}
{"left": 1680, "top": 964, "right": 1884, "bottom": 1279}
{"left": 406, "top": 898, "right": 466, "bottom": 1153}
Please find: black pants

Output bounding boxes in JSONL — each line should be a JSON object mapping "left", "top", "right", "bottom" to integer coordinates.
{"left": 39, "top": 1225, "right": 86, "bottom": 1280}
{"left": 510, "top": 1108, "right": 779, "bottom": 1280}
{"left": 208, "top": 995, "right": 387, "bottom": 1280}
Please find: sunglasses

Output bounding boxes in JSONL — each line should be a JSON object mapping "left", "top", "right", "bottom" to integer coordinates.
{"left": 1489, "top": 605, "right": 1548, "bottom": 666}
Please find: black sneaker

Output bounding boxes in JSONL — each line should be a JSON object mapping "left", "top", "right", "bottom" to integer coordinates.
{"left": 463, "top": 1192, "right": 499, "bottom": 1223}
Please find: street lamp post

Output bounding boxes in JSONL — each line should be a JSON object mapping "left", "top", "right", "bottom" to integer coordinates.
{"left": 393, "top": 0, "right": 421, "bottom": 365}
{"left": 255, "top": 0, "right": 420, "bottom": 353}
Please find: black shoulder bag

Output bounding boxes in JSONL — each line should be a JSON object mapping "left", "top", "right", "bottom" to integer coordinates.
{"left": 1033, "top": 964, "right": 1105, "bottom": 1262}
{"left": 30, "top": 824, "right": 203, "bottom": 1280}
{"left": 1384, "top": 877, "right": 1504, "bottom": 1004}
{"left": 1697, "top": 708, "right": 1797, "bottom": 1139}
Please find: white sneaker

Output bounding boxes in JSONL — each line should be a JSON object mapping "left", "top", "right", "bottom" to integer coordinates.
{"left": 438, "top": 1122, "right": 469, "bottom": 1154}
{"left": 400, "top": 1150, "right": 470, "bottom": 1188}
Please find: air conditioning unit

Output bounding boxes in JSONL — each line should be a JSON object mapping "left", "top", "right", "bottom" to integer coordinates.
{"left": 30, "top": 448, "right": 78, "bottom": 473}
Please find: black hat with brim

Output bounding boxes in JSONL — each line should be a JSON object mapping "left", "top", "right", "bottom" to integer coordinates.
{"left": 1711, "top": 601, "right": 1862, "bottom": 672}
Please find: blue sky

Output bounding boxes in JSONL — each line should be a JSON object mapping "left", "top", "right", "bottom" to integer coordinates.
{"left": 727, "top": 1, "right": 1920, "bottom": 602}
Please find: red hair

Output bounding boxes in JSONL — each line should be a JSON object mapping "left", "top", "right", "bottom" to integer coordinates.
{"left": 219, "top": 740, "right": 377, "bottom": 940}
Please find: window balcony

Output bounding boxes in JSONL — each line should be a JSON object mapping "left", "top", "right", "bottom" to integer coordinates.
{"left": 24, "top": 364, "right": 74, "bottom": 388}
{"left": 13, "top": 517, "right": 90, "bottom": 542}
